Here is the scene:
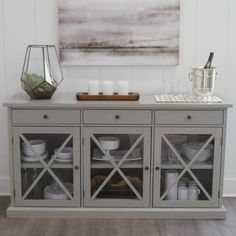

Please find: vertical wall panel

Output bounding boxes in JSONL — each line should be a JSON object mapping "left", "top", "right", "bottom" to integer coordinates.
{"left": 195, "top": 0, "right": 229, "bottom": 97}
{"left": 35, "top": 0, "right": 59, "bottom": 45}
{"left": 0, "top": 0, "right": 5, "bottom": 100}
{"left": 225, "top": 0, "right": 236, "bottom": 178}
{"left": 163, "top": 0, "right": 197, "bottom": 90}
{"left": 4, "top": 0, "right": 35, "bottom": 98}
{"left": 66, "top": 67, "right": 100, "bottom": 94}
{"left": 132, "top": 67, "right": 163, "bottom": 94}
{"left": 0, "top": 0, "right": 9, "bottom": 179}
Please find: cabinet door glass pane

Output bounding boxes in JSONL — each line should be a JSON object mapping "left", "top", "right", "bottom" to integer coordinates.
{"left": 20, "top": 133, "right": 74, "bottom": 201}
{"left": 160, "top": 134, "right": 214, "bottom": 201}
{"left": 90, "top": 133, "right": 144, "bottom": 200}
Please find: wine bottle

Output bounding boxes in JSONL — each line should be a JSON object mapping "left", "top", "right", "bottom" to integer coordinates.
{"left": 204, "top": 52, "right": 214, "bottom": 69}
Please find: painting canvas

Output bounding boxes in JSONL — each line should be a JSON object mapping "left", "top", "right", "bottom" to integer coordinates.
{"left": 59, "top": 0, "right": 180, "bottom": 65}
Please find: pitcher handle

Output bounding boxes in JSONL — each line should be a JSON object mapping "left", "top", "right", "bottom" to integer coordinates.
{"left": 189, "top": 72, "right": 193, "bottom": 81}
{"left": 197, "top": 189, "right": 201, "bottom": 195}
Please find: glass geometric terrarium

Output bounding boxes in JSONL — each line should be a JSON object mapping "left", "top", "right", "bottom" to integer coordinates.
{"left": 21, "top": 45, "right": 64, "bottom": 99}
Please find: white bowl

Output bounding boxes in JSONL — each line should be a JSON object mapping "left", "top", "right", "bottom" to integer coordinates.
{"left": 43, "top": 183, "right": 73, "bottom": 200}
{"left": 98, "top": 136, "right": 120, "bottom": 151}
{"left": 183, "top": 151, "right": 212, "bottom": 163}
{"left": 54, "top": 147, "right": 73, "bottom": 159}
{"left": 22, "top": 140, "right": 46, "bottom": 156}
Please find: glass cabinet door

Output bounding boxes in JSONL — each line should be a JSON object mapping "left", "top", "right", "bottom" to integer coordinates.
{"left": 153, "top": 127, "right": 222, "bottom": 208}
{"left": 83, "top": 127, "right": 151, "bottom": 207}
{"left": 13, "top": 127, "right": 80, "bottom": 207}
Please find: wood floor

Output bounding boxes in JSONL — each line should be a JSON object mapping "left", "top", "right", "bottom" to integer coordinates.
{"left": 0, "top": 197, "right": 236, "bottom": 236}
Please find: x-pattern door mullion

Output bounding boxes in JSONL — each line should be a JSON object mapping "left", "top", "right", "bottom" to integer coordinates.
{"left": 21, "top": 134, "right": 73, "bottom": 200}
{"left": 91, "top": 134, "right": 144, "bottom": 200}
{"left": 161, "top": 134, "right": 214, "bottom": 201}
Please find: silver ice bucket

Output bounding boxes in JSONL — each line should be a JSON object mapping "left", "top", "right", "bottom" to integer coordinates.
{"left": 189, "top": 67, "right": 218, "bottom": 100}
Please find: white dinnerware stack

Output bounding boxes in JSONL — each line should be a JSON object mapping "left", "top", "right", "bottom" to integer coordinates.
{"left": 98, "top": 136, "right": 120, "bottom": 160}
{"left": 43, "top": 182, "right": 73, "bottom": 200}
{"left": 21, "top": 140, "right": 48, "bottom": 162}
{"left": 92, "top": 148, "right": 142, "bottom": 162}
{"left": 54, "top": 147, "right": 73, "bottom": 163}
{"left": 178, "top": 180, "right": 201, "bottom": 200}
{"left": 178, "top": 185, "right": 189, "bottom": 200}
{"left": 182, "top": 142, "right": 213, "bottom": 163}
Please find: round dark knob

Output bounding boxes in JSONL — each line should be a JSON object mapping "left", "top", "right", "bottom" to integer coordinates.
{"left": 74, "top": 166, "right": 79, "bottom": 170}
{"left": 43, "top": 114, "right": 48, "bottom": 119}
{"left": 115, "top": 115, "right": 120, "bottom": 120}
{"left": 155, "top": 166, "right": 160, "bottom": 171}
{"left": 145, "top": 166, "right": 149, "bottom": 171}
{"left": 187, "top": 115, "right": 192, "bottom": 120}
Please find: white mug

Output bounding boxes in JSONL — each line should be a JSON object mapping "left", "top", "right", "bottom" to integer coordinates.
{"left": 165, "top": 170, "right": 178, "bottom": 200}
{"left": 188, "top": 186, "right": 200, "bottom": 200}
{"left": 188, "top": 180, "right": 197, "bottom": 188}
{"left": 178, "top": 186, "right": 188, "bottom": 200}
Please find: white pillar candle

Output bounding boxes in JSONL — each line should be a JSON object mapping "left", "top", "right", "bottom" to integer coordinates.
{"left": 88, "top": 80, "right": 99, "bottom": 95}
{"left": 102, "top": 81, "right": 114, "bottom": 95}
{"left": 118, "top": 81, "right": 129, "bottom": 95}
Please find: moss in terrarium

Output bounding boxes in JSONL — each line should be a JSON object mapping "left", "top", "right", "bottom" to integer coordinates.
{"left": 22, "top": 73, "right": 56, "bottom": 99}
{"left": 22, "top": 73, "right": 44, "bottom": 90}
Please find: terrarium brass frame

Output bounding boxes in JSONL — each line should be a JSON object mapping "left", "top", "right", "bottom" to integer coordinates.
{"left": 21, "top": 45, "right": 64, "bottom": 96}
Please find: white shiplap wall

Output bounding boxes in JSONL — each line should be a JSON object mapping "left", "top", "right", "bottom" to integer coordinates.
{"left": 0, "top": 0, "right": 236, "bottom": 195}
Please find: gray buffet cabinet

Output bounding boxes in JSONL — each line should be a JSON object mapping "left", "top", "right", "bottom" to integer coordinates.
{"left": 4, "top": 94, "right": 232, "bottom": 219}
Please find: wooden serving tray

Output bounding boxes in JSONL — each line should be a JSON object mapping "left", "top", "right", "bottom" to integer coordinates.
{"left": 76, "top": 92, "right": 140, "bottom": 101}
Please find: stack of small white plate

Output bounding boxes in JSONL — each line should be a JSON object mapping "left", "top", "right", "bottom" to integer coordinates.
{"left": 182, "top": 142, "right": 213, "bottom": 163}
{"left": 21, "top": 140, "right": 48, "bottom": 162}
{"left": 43, "top": 182, "right": 73, "bottom": 200}
{"left": 92, "top": 148, "right": 142, "bottom": 162}
{"left": 54, "top": 147, "right": 73, "bottom": 163}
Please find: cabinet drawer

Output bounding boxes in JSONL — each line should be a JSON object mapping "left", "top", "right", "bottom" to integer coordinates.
{"left": 155, "top": 110, "right": 223, "bottom": 125}
{"left": 83, "top": 109, "right": 152, "bottom": 125}
{"left": 12, "top": 110, "right": 80, "bottom": 124}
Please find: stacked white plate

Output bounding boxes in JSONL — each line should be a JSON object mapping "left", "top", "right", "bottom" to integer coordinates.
{"left": 92, "top": 148, "right": 142, "bottom": 162}
{"left": 21, "top": 140, "right": 48, "bottom": 162}
{"left": 43, "top": 182, "right": 73, "bottom": 200}
{"left": 182, "top": 142, "right": 213, "bottom": 163}
{"left": 54, "top": 147, "right": 73, "bottom": 163}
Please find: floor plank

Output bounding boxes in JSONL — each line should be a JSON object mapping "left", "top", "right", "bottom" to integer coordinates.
{"left": 0, "top": 197, "right": 235, "bottom": 236}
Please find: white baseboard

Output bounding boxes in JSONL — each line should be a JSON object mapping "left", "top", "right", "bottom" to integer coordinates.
{"left": 223, "top": 178, "right": 236, "bottom": 197}
{"left": 0, "top": 177, "right": 236, "bottom": 197}
{"left": 0, "top": 177, "right": 10, "bottom": 196}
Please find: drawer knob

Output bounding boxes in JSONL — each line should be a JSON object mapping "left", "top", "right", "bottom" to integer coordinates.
{"left": 115, "top": 115, "right": 120, "bottom": 120}
{"left": 74, "top": 166, "right": 79, "bottom": 170}
{"left": 43, "top": 114, "right": 48, "bottom": 119}
{"left": 155, "top": 166, "right": 160, "bottom": 171}
{"left": 145, "top": 166, "right": 149, "bottom": 171}
{"left": 187, "top": 115, "right": 192, "bottom": 120}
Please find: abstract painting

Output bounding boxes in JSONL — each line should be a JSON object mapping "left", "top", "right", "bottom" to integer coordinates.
{"left": 59, "top": 0, "right": 180, "bottom": 65}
